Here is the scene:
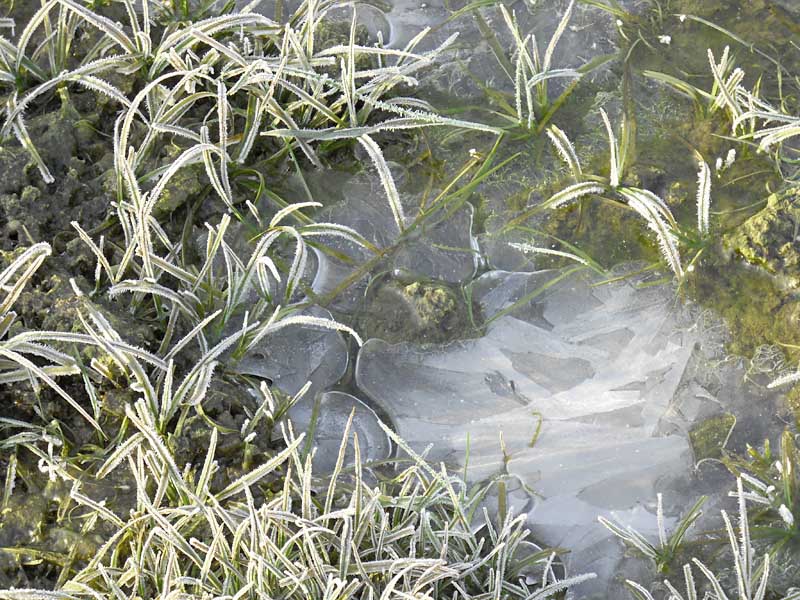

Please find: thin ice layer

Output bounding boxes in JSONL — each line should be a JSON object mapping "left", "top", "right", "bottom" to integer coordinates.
{"left": 232, "top": 305, "right": 349, "bottom": 398}
{"left": 355, "top": 268, "right": 697, "bottom": 596}
{"left": 287, "top": 391, "right": 392, "bottom": 474}
{"left": 311, "top": 173, "right": 479, "bottom": 313}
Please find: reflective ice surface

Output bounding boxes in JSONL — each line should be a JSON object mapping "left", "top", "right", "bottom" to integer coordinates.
{"left": 356, "top": 269, "right": 698, "bottom": 595}
{"left": 287, "top": 391, "right": 392, "bottom": 473}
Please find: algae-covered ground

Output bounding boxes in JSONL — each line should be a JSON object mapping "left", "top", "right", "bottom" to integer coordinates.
{"left": 2, "top": 0, "right": 800, "bottom": 597}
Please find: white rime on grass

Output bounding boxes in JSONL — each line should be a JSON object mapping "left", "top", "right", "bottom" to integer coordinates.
{"left": 545, "top": 112, "right": 688, "bottom": 279}
{"left": 618, "top": 187, "right": 683, "bottom": 279}
{"left": 546, "top": 124, "right": 582, "bottom": 179}
{"left": 600, "top": 108, "right": 620, "bottom": 188}
{"left": 543, "top": 181, "right": 605, "bottom": 209}
{"left": 357, "top": 133, "right": 406, "bottom": 232}
{"left": 509, "top": 241, "right": 590, "bottom": 267}
{"left": 622, "top": 480, "right": 779, "bottom": 600}
{"left": 696, "top": 159, "right": 712, "bottom": 235}
{"left": 499, "top": 0, "right": 580, "bottom": 128}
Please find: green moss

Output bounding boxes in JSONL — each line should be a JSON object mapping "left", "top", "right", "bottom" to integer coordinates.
{"left": 403, "top": 281, "right": 456, "bottom": 327}
{"left": 689, "top": 413, "right": 736, "bottom": 461}
{"left": 540, "top": 196, "right": 656, "bottom": 268}
{"left": 784, "top": 385, "right": 800, "bottom": 427}
{"left": 724, "top": 187, "right": 800, "bottom": 288}
{"left": 153, "top": 162, "right": 205, "bottom": 217}
{"left": 358, "top": 279, "right": 475, "bottom": 344}
{"left": 682, "top": 185, "right": 800, "bottom": 389}
{"left": 690, "top": 259, "right": 800, "bottom": 362}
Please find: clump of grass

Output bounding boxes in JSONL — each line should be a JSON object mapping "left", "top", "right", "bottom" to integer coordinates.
{"left": 44, "top": 417, "right": 593, "bottom": 600}
{"left": 539, "top": 112, "right": 714, "bottom": 280}
{"left": 497, "top": 0, "right": 580, "bottom": 132}
{"left": 599, "top": 493, "right": 707, "bottom": 575}
{"left": 691, "top": 44, "right": 800, "bottom": 172}
{"left": 721, "top": 431, "right": 800, "bottom": 565}
{"left": 1, "top": 0, "right": 499, "bottom": 188}
{"left": 622, "top": 479, "right": 800, "bottom": 600}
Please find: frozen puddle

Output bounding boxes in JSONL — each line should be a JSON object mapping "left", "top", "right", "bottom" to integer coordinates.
{"left": 309, "top": 173, "right": 480, "bottom": 315}
{"left": 356, "top": 268, "right": 699, "bottom": 596}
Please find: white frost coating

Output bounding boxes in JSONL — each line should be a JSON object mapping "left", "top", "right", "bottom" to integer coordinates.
{"left": 356, "top": 268, "right": 698, "bottom": 597}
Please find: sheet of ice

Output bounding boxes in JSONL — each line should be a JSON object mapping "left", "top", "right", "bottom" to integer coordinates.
{"left": 355, "top": 268, "right": 697, "bottom": 596}
{"left": 477, "top": 229, "right": 543, "bottom": 273}
{"left": 357, "top": 335, "right": 545, "bottom": 474}
{"left": 287, "top": 391, "right": 392, "bottom": 474}
{"left": 311, "top": 185, "right": 395, "bottom": 313}
{"left": 232, "top": 305, "right": 349, "bottom": 398}
{"left": 381, "top": 0, "right": 630, "bottom": 113}
{"left": 359, "top": 270, "right": 694, "bottom": 437}
{"left": 393, "top": 203, "right": 479, "bottom": 283}
{"left": 310, "top": 173, "right": 479, "bottom": 312}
